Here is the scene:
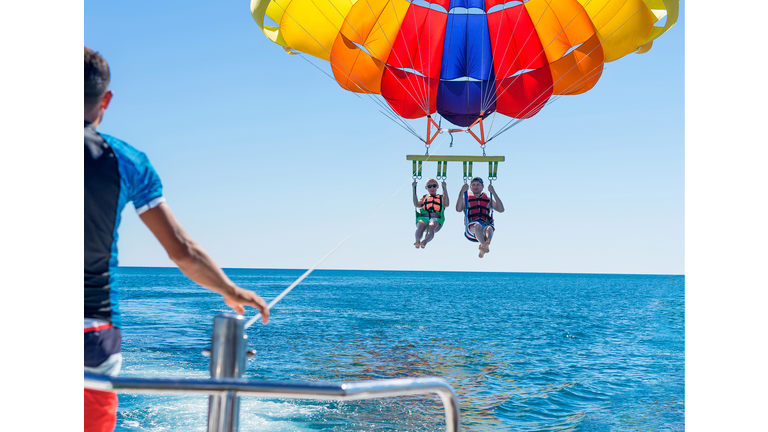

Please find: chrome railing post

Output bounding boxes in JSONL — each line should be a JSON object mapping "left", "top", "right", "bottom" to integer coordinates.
{"left": 85, "top": 373, "right": 462, "bottom": 431}
{"left": 207, "top": 314, "right": 248, "bottom": 432}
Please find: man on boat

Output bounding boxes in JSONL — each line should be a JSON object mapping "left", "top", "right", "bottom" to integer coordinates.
{"left": 456, "top": 177, "right": 505, "bottom": 258}
{"left": 84, "top": 47, "right": 270, "bottom": 432}
{"left": 412, "top": 178, "right": 449, "bottom": 248}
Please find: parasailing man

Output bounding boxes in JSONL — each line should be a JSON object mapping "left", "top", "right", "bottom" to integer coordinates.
{"left": 456, "top": 177, "right": 505, "bottom": 258}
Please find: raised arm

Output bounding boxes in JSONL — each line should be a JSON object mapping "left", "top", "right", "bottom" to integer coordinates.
{"left": 456, "top": 184, "right": 468, "bottom": 212}
{"left": 139, "top": 203, "right": 269, "bottom": 323}
{"left": 488, "top": 184, "right": 505, "bottom": 212}
{"left": 441, "top": 181, "right": 450, "bottom": 208}
{"left": 412, "top": 181, "right": 421, "bottom": 207}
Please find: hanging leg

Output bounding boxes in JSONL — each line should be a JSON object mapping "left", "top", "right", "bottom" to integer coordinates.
{"left": 481, "top": 226, "right": 494, "bottom": 255}
{"left": 421, "top": 221, "right": 442, "bottom": 248}
{"left": 470, "top": 223, "right": 487, "bottom": 257}
{"left": 415, "top": 220, "right": 428, "bottom": 248}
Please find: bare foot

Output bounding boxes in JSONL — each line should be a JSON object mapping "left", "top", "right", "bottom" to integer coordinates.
{"left": 481, "top": 241, "right": 490, "bottom": 254}
{"left": 479, "top": 249, "right": 485, "bottom": 258}
{"left": 414, "top": 241, "right": 421, "bottom": 249}
{"left": 420, "top": 241, "right": 427, "bottom": 248}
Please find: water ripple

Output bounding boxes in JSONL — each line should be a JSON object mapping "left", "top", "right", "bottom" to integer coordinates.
{"left": 114, "top": 268, "right": 684, "bottom": 431}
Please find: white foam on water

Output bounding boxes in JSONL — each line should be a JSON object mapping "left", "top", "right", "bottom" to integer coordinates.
{"left": 118, "top": 396, "right": 332, "bottom": 431}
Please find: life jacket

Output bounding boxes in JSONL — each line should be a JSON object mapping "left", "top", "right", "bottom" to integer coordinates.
{"left": 466, "top": 192, "right": 492, "bottom": 224}
{"left": 416, "top": 194, "right": 445, "bottom": 226}
{"left": 422, "top": 194, "right": 443, "bottom": 213}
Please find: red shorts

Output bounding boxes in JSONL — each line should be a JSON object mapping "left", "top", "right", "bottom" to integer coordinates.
{"left": 84, "top": 388, "right": 117, "bottom": 432}
{"left": 85, "top": 319, "right": 121, "bottom": 432}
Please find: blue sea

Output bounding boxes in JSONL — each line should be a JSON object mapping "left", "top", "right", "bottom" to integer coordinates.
{"left": 113, "top": 268, "right": 684, "bottom": 431}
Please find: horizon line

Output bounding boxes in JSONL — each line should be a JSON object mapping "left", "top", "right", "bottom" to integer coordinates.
{"left": 116, "top": 266, "right": 684, "bottom": 277}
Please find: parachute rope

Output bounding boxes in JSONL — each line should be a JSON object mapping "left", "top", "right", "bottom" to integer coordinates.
{"left": 296, "top": 53, "right": 424, "bottom": 142}
{"left": 320, "top": 0, "right": 428, "bottom": 113}
{"left": 489, "top": 65, "right": 609, "bottom": 141}
{"left": 243, "top": 133, "right": 452, "bottom": 330}
{"left": 328, "top": 0, "right": 432, "bottom": 113}
{"left": 359, "top": 0, "right": 431, "bottom": 112}
{"left": 445, "top": 0, "right": 608, "bottom": 143}
{"left": 482, "top": 0, "right": 588, "bottom": 115}
{"left": 270, "top": 0, "right": 429, "bottom": 139}
{"left": 487, "top": 0, "right": 658, "bottom": 142}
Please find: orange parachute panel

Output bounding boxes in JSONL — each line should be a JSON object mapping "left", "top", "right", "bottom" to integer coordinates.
{"left": 330, "top": 0, "right": 410, "bottom": 94}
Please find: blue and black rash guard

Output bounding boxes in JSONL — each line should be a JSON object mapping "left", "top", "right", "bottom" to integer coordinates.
{"left": 84, "top": 121, "right": 164, "bottom": 328}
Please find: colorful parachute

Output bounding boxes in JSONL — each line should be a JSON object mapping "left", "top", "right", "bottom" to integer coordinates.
{"left": 251, "top": 0, "right": 678, "bottom": 129}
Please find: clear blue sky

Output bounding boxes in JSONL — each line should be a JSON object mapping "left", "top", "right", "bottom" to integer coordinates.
{"left": 84, "top": 0, "right": 685, "bottom": 274}
{"left": 5, "top": 4, "right": 768, "bottom": 429}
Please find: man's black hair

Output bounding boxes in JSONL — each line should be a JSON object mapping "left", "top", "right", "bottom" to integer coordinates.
{"left": 85, "top": 47, "right": 110, "bottom": 108}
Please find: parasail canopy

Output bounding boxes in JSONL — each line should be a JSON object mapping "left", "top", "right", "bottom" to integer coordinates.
{"left": 251, "top": 0, "right": 678, "bottom": 131}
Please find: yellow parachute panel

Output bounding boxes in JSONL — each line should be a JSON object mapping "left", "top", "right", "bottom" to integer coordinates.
{"left": 576, "top": 0, "right": 655, "bottom": 62}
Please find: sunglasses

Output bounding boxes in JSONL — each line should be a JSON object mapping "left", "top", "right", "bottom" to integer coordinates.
{"left": 427, "top": 184, "right": 438, "bottom": 188}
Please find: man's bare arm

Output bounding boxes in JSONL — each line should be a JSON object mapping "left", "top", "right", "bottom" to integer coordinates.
{"left": 488, "top": 185, "right": 505, "bottom": 212}
{"left": 442, "top": 181, "right": 450, "bottom": 208}
{"left": 456, "top": 184, "right": 468, "bottom": 212}
{"left": 139, "top": 203, "right": 269, "bottom": 323}
{"left": 412, "top": 181, "right": 421, "bottom": 207}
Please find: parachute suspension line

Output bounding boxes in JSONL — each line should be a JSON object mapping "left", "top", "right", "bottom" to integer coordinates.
{"left": 271, "top": 1, "right": 426, "bottom": 142}
{"left": 400, "top": 0, "right": 430, "bottom": 111}
{"left": 355, "top": 0, "right": 430, "bottom": 113}
{"left": 292, "top": 48, "right": 418, "bottom": 139}
{"left": 487, "top": 112, "right": 497, "bottom": 139}
{"left": 543, "top": 63, "right": 610, "bottom": 108}
{"left": 353, "top": 0, "right": 429, "bottom": 111}
{"left": 428, "top": 0, "right": 433, "bottom": 119}
{"left": 325, "top": 0, "right": 430, "bottom": 115}
{"left": 481, "top": 0, "right": 557, "bottom": 110}
{"left": 483, "top": 0, "right": 600, "bottom": 111}
{"left": 244, "top": 133, "right": 452, "bottom": 330}
{"left": 297, "top": 53, "right": 423, "bottom": 141}
{"left": 482, "top": 0, "right": 609, "bottom": 112}
{"left": 439, "top": 9, "right": 458, "bottom": 123}
{"left": 464, "top": 8, "right": 470, "bottom": 129}
{"left": 488, "top": 67, "right": 603, "bottom": 141}
{"left": 488, "top": 60, "right": 605, "bottom": 141}
{"left": 481, "top": 0, "right": 553, "bottom": 113}
{"left": 487, "top": 0, "right": 656, "bottom": 142}
{"left": 430, "top": 0, "right": 596, "bottom": 144}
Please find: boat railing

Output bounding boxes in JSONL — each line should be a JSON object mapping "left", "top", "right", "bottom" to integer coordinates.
{"left": 83, "top": 314, "right": 461, "bottom": 432}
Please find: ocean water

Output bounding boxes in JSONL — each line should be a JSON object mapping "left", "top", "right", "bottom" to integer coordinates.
{"left": 113, "top": 268, "right": 684, "bottom": 431}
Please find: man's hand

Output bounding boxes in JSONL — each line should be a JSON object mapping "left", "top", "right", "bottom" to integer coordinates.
{"left": 460, "top": 184, "right": 469, "bottom": 193}
{"left": 412, "top": 181, "right": 418, "bottom": 188}
{"left": 224, "top": 287, "right": 270, "bottom": 323}
{"left": 441, "top": 181, "right": 447, "bottom": 190}
{"left": 141, "top": 203, "right": 271, "bottom": 324}
{"left": 488, "top": 184, "right": 496, "bottom": 194}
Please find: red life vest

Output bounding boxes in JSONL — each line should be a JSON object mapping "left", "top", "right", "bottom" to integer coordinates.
{"left": 467, "top": 192, "right": 492, "bottom": 223}
{"left": 422, "top": 194, "right": 443, "bottom": 213}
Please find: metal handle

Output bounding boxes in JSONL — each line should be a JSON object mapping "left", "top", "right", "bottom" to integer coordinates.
{"left": 203, "top": 348, "right": 255, "bottom": 358}
{"left": 84, "top": 373, "right": 461, "bottom": 431}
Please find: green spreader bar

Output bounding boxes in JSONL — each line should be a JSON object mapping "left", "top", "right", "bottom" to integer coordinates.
{"left": 407, "top": 155, "right": 504, "bottom": 180}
